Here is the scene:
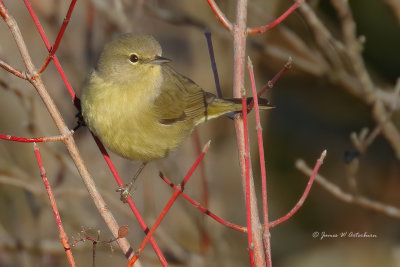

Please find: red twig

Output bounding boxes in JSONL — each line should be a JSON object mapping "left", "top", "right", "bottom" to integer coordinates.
{"left": 241, "top": 95, "right": 254, "bottom": 266}
{"left": 126, "top": 141, "right": 211, "bottom": 267}
{"left": 192, "top": 130, "right": 211, "bottom": 253}
{"left": 159, "top": 172, "right": 247, "bottom": 233}
{"left": 206, "top": 0, "right": 233, "bottom": 31}
{"left": 248, "top": 57, "right": 272, "bottom": 266}
{"left": 92, "top": 134, "right": 168, "bottom": 265}
{"left": 39, "top": 0, "right": 77, "bottom": 74}
{"left": 0, "top": 132, "right": 72, "bottom": 143}
{"left": 23, "top": 0, "right": 79, "bottom": 107}
{"left": 247, "top": 0, "right": 305, "bottom": 34}
{"left": 257, "top": 57, "right": 292, "bottom": 98}
{"left": 33, "top": 143, "right": 75, "bottom": 267}
{"left": 247, "top": 57, "right": 292, "bottom": 112}
{"left": 269, "top": 150, "right": 327, "bottom": 228}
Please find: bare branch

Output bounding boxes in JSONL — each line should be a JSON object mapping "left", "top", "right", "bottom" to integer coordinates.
{"left": 206, "top": 0, "right": 233, "bottom": 31}
{"left": 296, "top": 159, "right": 400, "bottom": 219}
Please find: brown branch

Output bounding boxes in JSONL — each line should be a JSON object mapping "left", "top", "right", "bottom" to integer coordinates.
{"left": 296, "top": 159, "right": 400, "bottom": 219}
{"left": 0, "top": 59, "right": 27, "bottom": 79}
{"left": 299, "top": 2, "right": 400, "bottom": 159}
{"left": 330, "top": 0, "right": 375, "bottom": 98}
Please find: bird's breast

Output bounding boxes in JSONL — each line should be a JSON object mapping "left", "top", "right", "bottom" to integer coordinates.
{"left": 82, "top": 75, "right": 192, "bottom": 161}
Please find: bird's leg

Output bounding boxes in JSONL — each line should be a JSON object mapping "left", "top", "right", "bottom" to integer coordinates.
{"left": 116, "top": 162, "right": 147, "bottom": 203}
{"left": 73, "top": 110, "right": 86, "bottom": 131}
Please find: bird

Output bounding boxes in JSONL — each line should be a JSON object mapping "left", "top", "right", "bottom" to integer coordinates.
{"left": 81, "top": 34, "right": 273, "bottom": 196}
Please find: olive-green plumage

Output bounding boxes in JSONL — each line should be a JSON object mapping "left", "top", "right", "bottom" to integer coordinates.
{"left": 81, "top": 34, "right": 273, "bottom": 162}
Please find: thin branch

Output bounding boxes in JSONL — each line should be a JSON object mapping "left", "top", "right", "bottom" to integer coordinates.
{"left": 258, "top": 57, "right": 292, "bottom": 98}
{"left": 247, "top": 0, "right": 305, "bottom": 34}
{"left": 247, "top": 57, "right": 292, "bottom": 113}
{"left": 206, "top": 0, "right": 233, "bottom": 31}
{"left": 241, "top": 94, "right": 254, "bottom": 266}
{"left": 247, "top": 57, "right": 271, "bottom": 266}
{"left": 0, "top": 131, "right": 73, "bottom": 143}
{"left": 159, "top": 171, "right": 247, "bottom": 233}
{"left": 296, "top": 158, "right": 400, "bottom": 219}
{"left": 192, "top": 130, "right": 211, "bottom": 253}
{"left": 39, "top": 0, "right": 77, "bottom": 73}
{"left": 33, "top": 143, "right": 76, "bottom": 267}
{"left": 330, "top": 0, "right": 374, "bottom": 96}
{"left": 23, "top": 0, "right": 79, "bottom": 107}
{"left": 269, "top": 150, "right": 327, "bottom": 228}
{"left": 126, "top": 141, "right": 211, "bottom": 267}
{"left": 0, "top": 59, "right": 27, "bottom": 79}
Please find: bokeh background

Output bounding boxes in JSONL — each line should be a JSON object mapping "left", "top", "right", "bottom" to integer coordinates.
{"left": 0, "top": 0, "right": 400, "bottom": 266}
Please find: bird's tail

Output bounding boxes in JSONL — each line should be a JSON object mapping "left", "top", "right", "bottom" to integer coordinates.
{"left": 204, "top": 97, "right": 274, "bottom": 122}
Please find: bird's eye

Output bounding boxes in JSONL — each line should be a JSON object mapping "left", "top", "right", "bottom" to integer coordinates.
{"left": 129, "top": 54, "right": 139, "bottom": 63}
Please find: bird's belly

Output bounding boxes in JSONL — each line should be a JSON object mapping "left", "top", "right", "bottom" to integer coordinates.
{"left": 89, "top": 109, "right": 193, "bottom": 162}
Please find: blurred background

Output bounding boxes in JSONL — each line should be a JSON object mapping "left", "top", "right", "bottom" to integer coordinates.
{"left": 0, "top": 0, "right": 399, "bottom": 266}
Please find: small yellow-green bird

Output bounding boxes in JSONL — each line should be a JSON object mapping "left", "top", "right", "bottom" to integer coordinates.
{"left": 81, "top": 34, "right": 273, "bottom": 163}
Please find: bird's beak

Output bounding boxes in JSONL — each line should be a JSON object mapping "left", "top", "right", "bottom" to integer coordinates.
{"left": 151, "top": 56, "right": 171, "bottom": 65}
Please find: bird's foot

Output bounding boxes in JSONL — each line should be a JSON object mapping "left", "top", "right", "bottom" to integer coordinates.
{"left": 116, "top": 183, "right": 134, "bottom": 203}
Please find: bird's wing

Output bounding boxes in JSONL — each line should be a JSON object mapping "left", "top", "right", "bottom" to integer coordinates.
{"left": 154, "top": 65, "right": 215, "bottom": 125}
